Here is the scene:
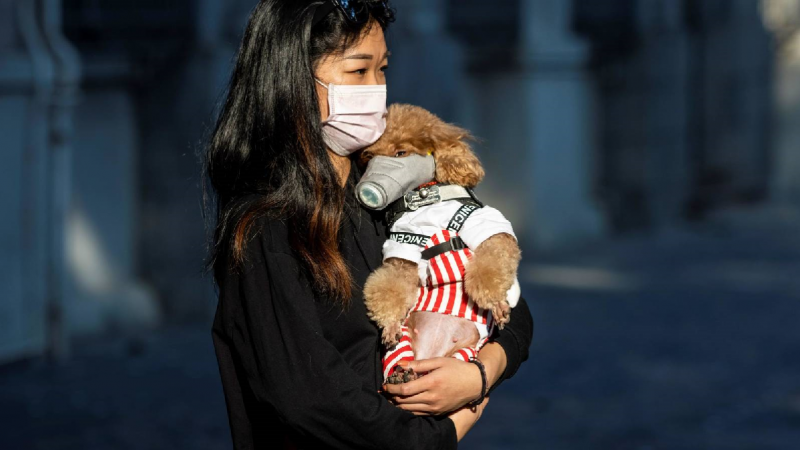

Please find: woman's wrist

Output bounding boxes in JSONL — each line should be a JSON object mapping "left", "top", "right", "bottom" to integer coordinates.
{"left": 477, "top": 342, "right": 507, "bottom": 390}
{"left": 448, "top": 395, "right": 491, "bottom": 442}
{"left": 447, "top": 415, "right": 465, "bottom": 442}
{"left": 466, "top": 358, "right": 488, "bottom": 407}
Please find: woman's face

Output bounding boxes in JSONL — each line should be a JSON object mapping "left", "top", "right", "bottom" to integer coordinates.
{"left": 314, "top": 22, "right": 389, "bottom": 121}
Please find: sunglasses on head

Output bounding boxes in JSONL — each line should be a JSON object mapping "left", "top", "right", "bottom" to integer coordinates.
{"left": 312, "top": 0, "right": 389, "bottom": 27}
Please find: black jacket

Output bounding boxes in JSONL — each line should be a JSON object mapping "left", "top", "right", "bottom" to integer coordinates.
{"left": 211, "top": 159, "right": 534, "bottom": 449}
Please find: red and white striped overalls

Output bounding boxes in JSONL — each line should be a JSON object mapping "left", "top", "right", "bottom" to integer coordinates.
{"left": 382, "top": 227, "right": 495, "bottom": 380}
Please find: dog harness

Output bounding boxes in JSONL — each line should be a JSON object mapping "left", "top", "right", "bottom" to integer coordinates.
{"left": 380, "top": 183, "right": 518, "bottom": 381}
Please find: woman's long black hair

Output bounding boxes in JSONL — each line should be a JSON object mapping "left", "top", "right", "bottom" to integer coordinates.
{"left": 203, "top": 0, "right": 394, "bottom": 302}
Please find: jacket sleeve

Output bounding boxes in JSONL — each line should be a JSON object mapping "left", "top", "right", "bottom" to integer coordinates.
{"left": 382, "top": 237, "right": 424, "bottom": 265}
{"left": 484, "top": 294, "right": 534, "bottom": 395}
{"left": 458, "top": 205, "right": 517, "bottom": 251}
{"left": 217, "top": 230, "right": 457, "bottom": 449}
{"left": 381, "top": 219, "right": 426, "bottom": 265}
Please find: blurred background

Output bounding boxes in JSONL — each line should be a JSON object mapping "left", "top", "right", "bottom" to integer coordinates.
{"left": 2, "top": 0, "right": 800, "bottom": 448}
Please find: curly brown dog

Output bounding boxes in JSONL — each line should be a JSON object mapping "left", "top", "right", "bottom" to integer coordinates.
{"left": 359, "top": 104, "right": 522, "bottom": 384}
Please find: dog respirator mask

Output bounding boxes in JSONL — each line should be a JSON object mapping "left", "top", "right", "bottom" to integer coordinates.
{"left": 356, "top": 153, "right": 436, "bottom": 210}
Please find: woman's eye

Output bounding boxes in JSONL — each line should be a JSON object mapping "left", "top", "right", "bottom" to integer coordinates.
{"left": 380, "top": 65, "right": 388, "bottom": 73}
{"left": 394, "top": 150, "right": 407, "bottom": 157}
{"left": 352, "top": 68, "right": 368, "bottom": 75}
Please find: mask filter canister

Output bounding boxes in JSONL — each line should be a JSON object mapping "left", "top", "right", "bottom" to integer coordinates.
{"left": 356, "top": 153, "right": 436, "bottom": 210}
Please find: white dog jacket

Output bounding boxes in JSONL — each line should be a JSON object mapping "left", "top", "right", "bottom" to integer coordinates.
{"left": 380, "top": 185, "right": 520, "bottom": 380}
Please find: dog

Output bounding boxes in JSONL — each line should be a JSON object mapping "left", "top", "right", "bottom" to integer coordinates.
{"left": 358, "top": 104, "right": 522, "bottom": 384}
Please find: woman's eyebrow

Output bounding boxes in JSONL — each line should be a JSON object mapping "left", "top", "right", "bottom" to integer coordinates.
{"left": 344, "top": 51, "right": 391, "bottom": 61}
{"left": 345, "top": 53, "right": 374, "bottom": 60}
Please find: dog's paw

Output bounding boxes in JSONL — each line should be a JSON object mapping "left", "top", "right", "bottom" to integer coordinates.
{"left": 464, "top": 256, "right": 508, "bottom": 310}
{"left": 385, "top": 366, "right": 418, "bottom": 385}
{"left": 381, "top": 322, "right": 404, "bottom": 346}
{"left": 491, "top": 301, "right": 511, "bottom": 330}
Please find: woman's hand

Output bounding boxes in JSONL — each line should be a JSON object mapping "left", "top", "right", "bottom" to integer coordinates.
{"left": 383, "top": 358, "right": 483, "bottom": 415}
{"left": 448, "top": 397, "right": 490, "bottom": 442}
{"left": 383, "top": 341, "right": 508, "bottom": 415}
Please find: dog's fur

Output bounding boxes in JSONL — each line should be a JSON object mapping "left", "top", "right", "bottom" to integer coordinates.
{"left": 360, "top": 104, "right": 522, "bottom": 356}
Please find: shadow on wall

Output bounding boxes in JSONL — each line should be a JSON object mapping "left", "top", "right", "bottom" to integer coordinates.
{"left": 67, "top": 203, "right": 161, "bottom": 336}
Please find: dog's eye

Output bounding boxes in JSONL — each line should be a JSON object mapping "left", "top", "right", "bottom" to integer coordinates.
{"left": 394, "top": 150, "right": 407, "bottom": 157}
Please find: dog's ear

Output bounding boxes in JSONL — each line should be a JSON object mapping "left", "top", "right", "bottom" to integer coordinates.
{"left": 427, "top": 121, "right": 485, "bottom": 188}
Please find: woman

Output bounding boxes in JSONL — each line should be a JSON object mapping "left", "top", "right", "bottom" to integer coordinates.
{"left": 204, "top": 1, "right": 533, "bottom": 448}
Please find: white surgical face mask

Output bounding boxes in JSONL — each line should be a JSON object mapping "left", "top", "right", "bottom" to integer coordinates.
{"left": 316, "top": 78, "right": 387, "bottom": 156}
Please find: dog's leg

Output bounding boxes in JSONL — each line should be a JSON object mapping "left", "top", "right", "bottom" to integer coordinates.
{"left": 463, "top": 233, "right": 521, "bottom": 328}
{"left": 364, "top": 258, "right": 420, "bottom": 346}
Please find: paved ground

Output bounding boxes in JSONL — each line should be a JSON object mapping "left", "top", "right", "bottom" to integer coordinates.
{"left": 2, "top": 205, "right": 799, "bottom": 449}
{"left": 469, "top": 206, "right": 800, "bottom": 450}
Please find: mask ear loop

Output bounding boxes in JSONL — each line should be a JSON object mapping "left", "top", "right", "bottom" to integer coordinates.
{"left": 314, "top": 78, "right": 329, "bottom": 90}
{"left": 315, "top": 78, "right": 335, "bottom": 122}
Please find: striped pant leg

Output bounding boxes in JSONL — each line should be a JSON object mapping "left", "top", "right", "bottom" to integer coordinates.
{"left": 382, "top": 326, "right": 415, "bottom": 381}
{"left": 451, "top": 346, "right": 479, "bottom": 362}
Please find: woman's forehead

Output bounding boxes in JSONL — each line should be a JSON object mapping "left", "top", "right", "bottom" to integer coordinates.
{"left": 342, "top": 24, "right": 387, "bottom": 59}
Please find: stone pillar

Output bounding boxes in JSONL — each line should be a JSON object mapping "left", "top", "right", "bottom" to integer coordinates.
{"left": 516, "top": 0, "right": 605, "bottom": 249}
{"left": 636, "top": 0, "right": 692, "bottom": 226}
{"left": 40, "top": 0, "right": 81, "bottom": 360}
{"left": 386, "top": 0, "right": 466, "bottom": 120}
{"left": 690, "top": 0, "right": 773, "bottom": 207}
{"left": 64, "top": 5, "right": 161, "bottom": 337}
{"left": 137, "top": 0, "right": 246, "bottom": 321}
{"left": 0, "top": 0, "right": 51, "bottom": 363}
{"left": 763, "top": 0, "right": 800, "bottom": 203}
{"left": 0, "top": 0, "right": 81, "bottom": 363}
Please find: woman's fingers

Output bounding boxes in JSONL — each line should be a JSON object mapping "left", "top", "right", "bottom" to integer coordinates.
{"left": 404, "top": 357, "right": 449, "bottom": 374}
{"left": 391, "top": 391, "right": 430, "bottom": 405}
{"left": 396, "top": 403, "right": 434, "bottom": 415}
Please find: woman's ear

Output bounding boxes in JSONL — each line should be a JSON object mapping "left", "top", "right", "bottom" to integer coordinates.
{"left": 427, "top": 122, "right": 485, "bottom": 188}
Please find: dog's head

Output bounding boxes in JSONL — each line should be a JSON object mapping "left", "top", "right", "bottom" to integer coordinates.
{"left": 359, "top": 104, "right": 485, "bottom": 188}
